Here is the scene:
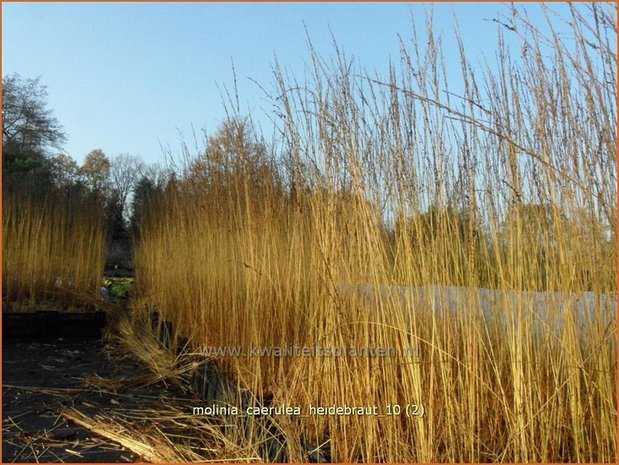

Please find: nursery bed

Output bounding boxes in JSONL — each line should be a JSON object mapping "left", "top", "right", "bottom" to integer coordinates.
{"left": 2, "top": 336, "right": 193, "bottom": 463}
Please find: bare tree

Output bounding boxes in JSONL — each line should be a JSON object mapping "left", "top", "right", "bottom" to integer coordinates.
{"left": 2, "top": 74, "right": 66, "bottom": 195}
{"left": 109, "top": 153, "right": 144, "bottom": 222}
{"left": 2, "top": 73, "right": 65, "bottom": 156}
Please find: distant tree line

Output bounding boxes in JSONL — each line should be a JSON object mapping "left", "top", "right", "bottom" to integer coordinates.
{"left": 4, "top": 73, "right": 610, "bottom": 288}
{"left": 1, "top": 73, "right": 168, "bottom": 269}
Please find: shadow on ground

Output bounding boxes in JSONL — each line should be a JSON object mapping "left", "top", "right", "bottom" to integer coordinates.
{"left": 2, "top": 337, "right": 190, "bottom": 463}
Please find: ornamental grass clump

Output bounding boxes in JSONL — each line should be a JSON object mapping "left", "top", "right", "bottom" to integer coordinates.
{"left": 134, "top": 4, "right": 616, "bottom": 462}
{"left": 3, "top": 189, "right": 106, "bottom": 310}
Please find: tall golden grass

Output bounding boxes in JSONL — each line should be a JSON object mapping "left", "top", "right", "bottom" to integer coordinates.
{"left": 2, "top": 189, "right": 106, "bottom": 310}
{"left": 134, "top": 5, "right": 616, "bottom": 462}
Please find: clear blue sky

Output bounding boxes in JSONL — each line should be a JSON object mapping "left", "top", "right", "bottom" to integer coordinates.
{"left": 2, "top": 2, "right": 573, "bottom": 165}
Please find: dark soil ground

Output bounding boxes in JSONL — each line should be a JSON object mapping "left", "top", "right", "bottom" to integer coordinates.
{"left": 2, "top": 336, "right": 189, "bottom": 463}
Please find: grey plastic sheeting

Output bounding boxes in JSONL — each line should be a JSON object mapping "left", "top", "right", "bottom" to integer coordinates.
{"left": 336, "top": 283, "right": 617, "bottom": 337}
